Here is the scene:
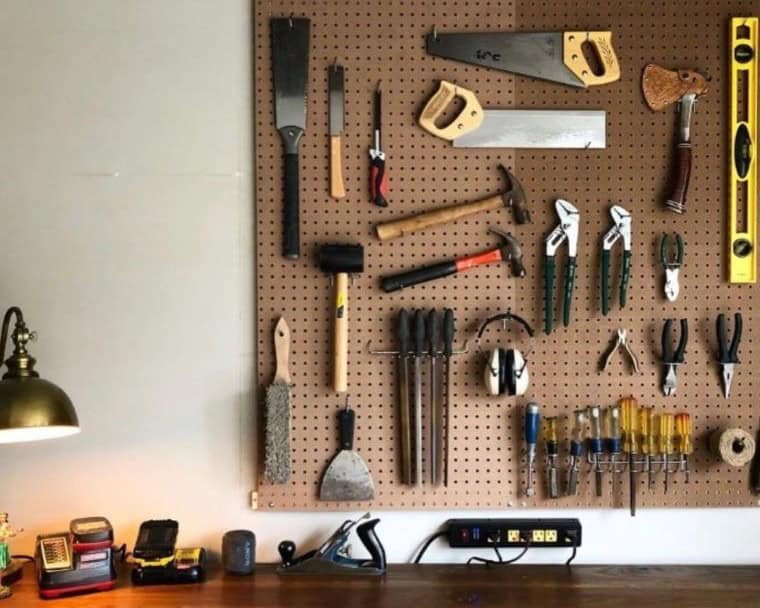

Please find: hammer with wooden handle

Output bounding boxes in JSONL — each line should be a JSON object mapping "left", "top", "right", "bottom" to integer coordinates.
{"left": 374, "top": 165, "right": 529, "bottom": 241}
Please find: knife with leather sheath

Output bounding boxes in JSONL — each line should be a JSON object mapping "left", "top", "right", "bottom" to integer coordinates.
{"left": 271, "top": 17, "right": 310, "bottom": 259}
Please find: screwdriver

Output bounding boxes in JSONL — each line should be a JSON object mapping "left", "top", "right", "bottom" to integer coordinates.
{"left": 675, "top": 413, "right": 693, "bottom": 483}
{"left": 544, "top": 416, "right": 559, "bottom": 498}
{"left": 605, "top": 404, "right": 622, "bottom": 496}
{"left": 588, "top": 406, "right": 604, "bottom": 497}
{"left": 369, "top": 81, "right": 388, "bottom": 207}
{"left": 567, "top": 409, "right": 587, "bottom": 496}
{"left": 659, "top": 413, "right": 675, "bottom": 493}
{"left": 524, "top": 403, "right": 540, "bottom": 497}
{"left": 620, "top": 397, "right": 639, "bottom": 516}
{"left": 639, "top": 406, "right": 656, "bottom": 490}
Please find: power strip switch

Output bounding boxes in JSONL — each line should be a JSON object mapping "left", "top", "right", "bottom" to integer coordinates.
{"left": 446, "top": 518, "right": 581, "bottom": 549}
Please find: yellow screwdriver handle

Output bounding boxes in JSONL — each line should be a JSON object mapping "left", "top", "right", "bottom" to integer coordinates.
{"left": 639, "top": 407, "right": 656, "bottom": 455}
{"left": 659, "top": 413, "right": 675, "bottom": 455}
{"left": 620, "top": 397, "right": 639, "bottom": 454}
{"left": 675, "top": 413, "right": 693, "bottom": 455}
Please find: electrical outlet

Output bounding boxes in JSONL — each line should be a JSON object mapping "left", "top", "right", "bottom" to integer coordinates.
{"left": 447, "top": 518, "right": 581, "bottom": 549}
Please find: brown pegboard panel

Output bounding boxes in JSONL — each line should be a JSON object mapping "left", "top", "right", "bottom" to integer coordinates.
{"left": 255, "top": 0, "right": 760, "bottom": 510}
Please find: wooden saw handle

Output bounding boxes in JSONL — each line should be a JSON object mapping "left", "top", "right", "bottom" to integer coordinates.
{"left": 418, "top": 80, "right": 484, "bottom": 141}
{"left": 563, "top": 32, "right": 620, "bottom": 87}
{"left": 274, "top": 317, "right": 291, "bottom": 384}
{"left": 375, "top": 193, "right": 503, "bottom": 241}
{"left": 330, "top": 135, "right": 346, "bottom": 199}
{"left": 333, "top": 272, "right": 349, "bottom": 393}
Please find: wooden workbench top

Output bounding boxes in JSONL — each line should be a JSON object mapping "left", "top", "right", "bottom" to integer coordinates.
{"left": 10, "top": 563, "right": 760, "bottom": 607}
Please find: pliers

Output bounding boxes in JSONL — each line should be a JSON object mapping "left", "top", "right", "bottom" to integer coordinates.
{"left": 661, "top": 319, "right": 688, "bottom": 396}
{"left": 601, "top": 205, "right": 632, "bottom": 315}
{"left": 544, "top": 199, "right": 580, "bottom": 335}
{"left": 717, "top": 312, "right": 742, "bottom": 399}
{"left": 601, "top": 328, "right": 641, "bottom": 374}
{"left": 660, "top": 233, "right": 683, "bottom": 302}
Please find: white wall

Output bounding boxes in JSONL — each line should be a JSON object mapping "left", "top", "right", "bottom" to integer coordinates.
{"left": 2, "top": 0, "right": 760, "bottom": 565}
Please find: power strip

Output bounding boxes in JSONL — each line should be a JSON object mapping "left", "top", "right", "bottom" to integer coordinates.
{"left": 446, "top": 518, "right": 581, "bottom": 548}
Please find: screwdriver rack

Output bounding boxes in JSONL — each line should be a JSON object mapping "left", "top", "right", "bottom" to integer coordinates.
{"left": 255, "top": 0, "right": 760, "bottom": 510}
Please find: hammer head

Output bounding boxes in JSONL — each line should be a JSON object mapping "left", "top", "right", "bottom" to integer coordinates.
{"left": 642, "top": 64, "right": 709, "bottom": 112}
{"left": 488, "top": 227, "right": 525, "bottom": 278}
{"left": 319, "top": 244, "right": 364, "bottom": 274}
{"left": 497, "top": 165, "right": 530, "bottom": 225}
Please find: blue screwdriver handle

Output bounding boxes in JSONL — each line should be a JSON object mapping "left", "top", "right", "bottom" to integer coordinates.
{"left": 525, "top": 403, "right": 540, "bottom": 445}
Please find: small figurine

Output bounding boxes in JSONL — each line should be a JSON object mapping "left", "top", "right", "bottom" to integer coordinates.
{"left": 0, "top": 513, "right": 21, "bottom": 600}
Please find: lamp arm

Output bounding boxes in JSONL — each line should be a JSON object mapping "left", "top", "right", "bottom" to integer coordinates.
{"left": 0, "top": 307, "right": 23, "bottom": 365}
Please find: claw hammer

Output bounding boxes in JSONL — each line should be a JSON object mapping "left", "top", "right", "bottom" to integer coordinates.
{"left": 375, "top": 165, "right": 529, "bottom": 241}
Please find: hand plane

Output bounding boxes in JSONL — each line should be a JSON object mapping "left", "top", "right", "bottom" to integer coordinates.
{"left": 277, "top": 513, "right": 386, "bottom": 576}
{"left": 642, "top": 64, "right": 709, "bottom": 214}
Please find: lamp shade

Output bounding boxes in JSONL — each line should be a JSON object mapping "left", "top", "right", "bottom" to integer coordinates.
{"left": 0, "top": 376, "right": 79, "bottom": 443}
{"left": 0, "top": 307, "right": 80, "bottom": 444}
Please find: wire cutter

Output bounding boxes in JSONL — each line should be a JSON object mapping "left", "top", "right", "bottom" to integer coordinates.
{"left": 601, "top": 205, "right": 632, "bottom": 315}
{"left": 544, "top": 199, "right": 580, "bottom": 335}
{"left": 661, "top": 319, "right": 688, "bottom": 396}
{"left": 717, "top": 312, "right": 742, "bottom": 399}
{"left": 601, "top": 328, "right": 641, "bottom": 374}
{"left": 660, "top": 233, "right": 683, "bottom": 302}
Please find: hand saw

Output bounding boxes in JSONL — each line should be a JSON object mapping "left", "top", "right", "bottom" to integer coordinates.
{"left": 425, "top": 30, "right": 620, "bottom": 88}
{"left": 418, "top": 81, "right": 606, "bottom": 148}
{"left": 729, "top": 17, "right": 758, "bottom": 284}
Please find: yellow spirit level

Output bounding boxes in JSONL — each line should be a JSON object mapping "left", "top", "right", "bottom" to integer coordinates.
{"left": 729, "top": 18, "right": 758, "bottom": 283}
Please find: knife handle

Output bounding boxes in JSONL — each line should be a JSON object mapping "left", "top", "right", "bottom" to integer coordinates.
{"left": 330, "top": 135, "right": 346, "bottom": 199}
{"left": 563, "top": 32, "right": 621, "bottom": 87}
{"left": 283, "top": 152, "right": 300, "bottom": 259}
{"left": 370, "top": 156, "right": 388, "bottom": 207}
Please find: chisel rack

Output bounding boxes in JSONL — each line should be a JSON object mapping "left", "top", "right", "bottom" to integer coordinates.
{"left": 255, "top": 0, "right": 760, "bottom": 510}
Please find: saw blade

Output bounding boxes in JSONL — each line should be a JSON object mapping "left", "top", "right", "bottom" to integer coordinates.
{"left": 426, "top": 31, "right": 585, "bottom": 88}
{"left": 453, "top": 109, "right": 606, "bottom": 148}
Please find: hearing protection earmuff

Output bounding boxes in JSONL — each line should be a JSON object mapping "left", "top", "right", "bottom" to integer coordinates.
{"left": 476, "top": 311, "right": 534, "bottom": 397}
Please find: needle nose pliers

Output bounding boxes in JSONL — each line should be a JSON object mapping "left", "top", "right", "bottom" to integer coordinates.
{"left": 717, "top": 312, "right": 742, "bottom": 399}
{"left": 661, "top": 318, "right": 688, "bottom": 396}
{"left": 544, "top": 199, "right": 580, "bottom": 335}
{"left": 601, "top": 205, "right": 632, "bottom": 315}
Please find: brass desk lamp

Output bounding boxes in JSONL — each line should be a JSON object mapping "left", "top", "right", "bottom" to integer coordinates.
{"left": 0, "top": 306, "right": 79, "bottom": 443}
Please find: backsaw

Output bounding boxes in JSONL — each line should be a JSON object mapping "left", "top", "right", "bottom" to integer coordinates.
{"left": 319, "top": 405, "right": 375, "bottom": 502}
{"left": 425, "top": 30, "right": 620, "bottom": 88}
{"left": 271, "top": 17, "right": 310, "bottom": 259}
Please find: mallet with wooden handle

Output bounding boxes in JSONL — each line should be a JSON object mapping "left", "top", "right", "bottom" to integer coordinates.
{"left": 319, "top": 244, "right": 364, "bottom": 393}
{"left": 375, "top": 165, "right": 529, "bottom": 241}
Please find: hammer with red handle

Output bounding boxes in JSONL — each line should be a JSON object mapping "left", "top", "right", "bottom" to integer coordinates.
{"left": 380, "top": 228, "right": 525, "bottom": 292}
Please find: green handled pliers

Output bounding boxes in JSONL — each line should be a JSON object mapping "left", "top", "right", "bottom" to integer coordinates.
{"left": 601, "top": 205, "right": 632, "bottom": 316}
{"left": 544, "top": 199, "right": 580, "bottom": 334}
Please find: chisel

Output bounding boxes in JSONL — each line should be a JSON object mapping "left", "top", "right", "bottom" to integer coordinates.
{"left": 412, "top": 310, "right": 426, "bottom": 485}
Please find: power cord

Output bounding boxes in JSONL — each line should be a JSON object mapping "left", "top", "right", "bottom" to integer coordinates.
{"left": 565, "top": 531, "right": 579, "bottom": 567}
{"left": 413, "top": 530, "right": 447, "bottom": 564}
{"left": 466, "top": 538, "right": 531, "bottom": 566}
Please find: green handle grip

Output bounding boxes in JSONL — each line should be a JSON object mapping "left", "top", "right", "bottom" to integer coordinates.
{"left": 563, "top": 256, "right": 576, "bottom": 328}
{"left": 544, "top": 255, "right": 556, "bottom": 335}
{"left": 601, "top": 249, "right": 611, "bottom": 316}
{"left": 620, "top": 250, "right": 632, "bottom": 308}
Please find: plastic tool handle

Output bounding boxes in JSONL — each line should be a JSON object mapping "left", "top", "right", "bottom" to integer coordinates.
{"left": 525, "top": 404, "right": 540, "bottom": 446}
{"left": 589, "top": 407, "right": 603, "bottom": 454}
{"left": 666, "top": 143, "right": 691, "bottom": 213}
{"left": 601, "top": 249, "right": 611, "bottom": 316}
{"left": 717, "top": 313, "right": 729, "bottom": 362}
{"left": 356, "top": 519, "right": 387, "bottom": 570}
{"left": 427, "top": 309, "right": 440, "bottom": 354}
{"left": 330, "top": 136, "right": 346, "bottom": 199}
{"left": 658, "top": 414, "right": 674, "bottom": 455}
{"left": 278, "top": 540, "right": 296, "bottom": 565}
{"left": 283, "top": 152, "right": 300, "bottom": 259}
{"left": 381, "top": 261, "right": 457, "bottom": 292}
{"left": 338, "top": 407, "right": 355, "bottom": 450}
{"left": 544, "top": 255, "right": 556, "bottom": 334}
{"left": 414, "top": 310, "right": 426, "bottom": 356}
{"left": 563, "top": 256, "right": 577, "bottom": 327}
{"left": 730, "top": 313, "right": 743, "bottom": 361}
{"left": 443, "top": 309, "right": 454, "bottom": 358}
{"left": 370, "top": 155, "right": 388, "bottom": 207}
{"left": 675, "top": 413, "right": 693, "bottom": 455}
{"left": 333, "top": 273, "right": 349, "bottom": 393}
{"left": 398, "top": 309, "right": 410, "bottom": 355}
{"left": 718, "top": 313, "right": 743, "bottom": 362}
{"left": 620, "top": 250, "right": 632, "bottom": 307}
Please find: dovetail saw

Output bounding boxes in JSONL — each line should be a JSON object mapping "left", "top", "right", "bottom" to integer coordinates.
{"left": 729, "top": 17, "right": 758, "bottom": 284}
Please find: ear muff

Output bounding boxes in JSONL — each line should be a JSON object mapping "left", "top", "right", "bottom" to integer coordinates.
{"left": 477, "top": 311, "right": 534, "bottom": 397}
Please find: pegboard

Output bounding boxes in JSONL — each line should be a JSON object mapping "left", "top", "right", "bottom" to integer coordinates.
{"left": 254, "top": 0, "right": 760, "bottom": 510}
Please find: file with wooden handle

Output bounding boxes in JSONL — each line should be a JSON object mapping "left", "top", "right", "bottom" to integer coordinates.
{"left": 329, "top": 64, "right": 346, "bottom": 199}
